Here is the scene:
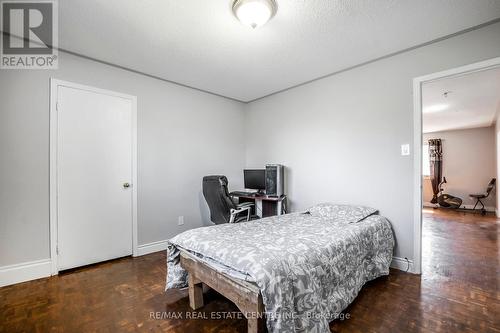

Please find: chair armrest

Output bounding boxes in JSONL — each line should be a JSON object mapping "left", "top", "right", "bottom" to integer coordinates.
{"left": 229, "top": 205, "right": 251, "bottom": 223}
{"left": 237, "top": 202, "right": 254, "bottom": 209}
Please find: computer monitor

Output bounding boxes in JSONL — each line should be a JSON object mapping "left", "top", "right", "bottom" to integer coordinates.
{"left": 244, "top": 169, "right": 266, "bottom": 192}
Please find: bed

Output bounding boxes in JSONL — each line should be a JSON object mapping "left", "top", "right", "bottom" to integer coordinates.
{"left": 166, "top": 204, "right": 395, "bottom": 333}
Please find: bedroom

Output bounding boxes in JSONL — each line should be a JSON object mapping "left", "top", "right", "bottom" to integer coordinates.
{"left": 1, "top": 1, "right": 499, "bottom": 332}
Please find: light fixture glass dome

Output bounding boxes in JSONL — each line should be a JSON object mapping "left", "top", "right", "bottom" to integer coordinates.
{"left": 232, "top": 0, "right": 277, "bottom": 28}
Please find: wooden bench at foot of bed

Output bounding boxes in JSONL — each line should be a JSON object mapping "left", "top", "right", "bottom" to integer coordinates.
{"left": 179, "top": 251, "right": 265, "bottom": 333}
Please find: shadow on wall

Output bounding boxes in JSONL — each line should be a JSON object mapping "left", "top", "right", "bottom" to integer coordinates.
{"left": 198, "top": 191, "right": 212, "bottom": 226}
{"left": 285, "top": 166, "right": 294, "bottom": 212}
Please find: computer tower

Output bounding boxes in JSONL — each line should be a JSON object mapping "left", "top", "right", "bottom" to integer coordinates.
{"left": 265, "top": 164, "right": 284, "bottom": 197}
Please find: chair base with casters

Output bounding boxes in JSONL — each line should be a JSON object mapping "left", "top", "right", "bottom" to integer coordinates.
{"left": 469, "top": 178, "right": 496, "bottom": 216}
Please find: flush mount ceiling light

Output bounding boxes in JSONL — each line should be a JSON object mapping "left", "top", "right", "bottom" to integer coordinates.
{"left": 232, "top": 0, "right": 277, "bottom": 28}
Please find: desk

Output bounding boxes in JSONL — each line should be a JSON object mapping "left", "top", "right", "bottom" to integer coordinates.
{"left": 231, "top": 193, "right": 287, "bottom": 218}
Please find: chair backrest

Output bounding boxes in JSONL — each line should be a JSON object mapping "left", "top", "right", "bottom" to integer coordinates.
{"left": 485, "top": 178, "right": 496, "bottom": 196}
{"left": 202, "top": 175, "right": 237, "bottom": 224}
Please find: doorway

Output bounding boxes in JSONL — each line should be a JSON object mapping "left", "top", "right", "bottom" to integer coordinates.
{"left": 412, "top": 56, "right": 500, "bottom": 274}
{"left": 49, "top": 79, "right": 138, "bottom": 274}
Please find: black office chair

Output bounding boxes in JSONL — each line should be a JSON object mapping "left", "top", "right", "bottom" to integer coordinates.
{"left": 202, "top": 175, "right": 259, "bottom": 224}
{"left": 469, "top": 178, "right": 496, "bottom": 215}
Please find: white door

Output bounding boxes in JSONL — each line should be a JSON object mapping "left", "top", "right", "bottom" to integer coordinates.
{"left": 55, "top": 83, "right": 135, "bottom": 271}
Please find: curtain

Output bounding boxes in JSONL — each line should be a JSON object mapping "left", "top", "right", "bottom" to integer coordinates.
{"left": 428, "top": 139, "right": 442, "bottom": 204}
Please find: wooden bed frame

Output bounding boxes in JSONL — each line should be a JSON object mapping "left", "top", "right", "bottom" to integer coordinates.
{"left": 179, "top": 251, "right": 265, "bottom": 333}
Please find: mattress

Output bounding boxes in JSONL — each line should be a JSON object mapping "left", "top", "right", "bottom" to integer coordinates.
{"left": 178, "top": 247, "right": 255, "bottom": 283}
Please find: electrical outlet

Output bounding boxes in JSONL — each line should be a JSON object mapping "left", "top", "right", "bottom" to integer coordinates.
{"left": 177, "top": 216, "right": 184, "bottom": 226}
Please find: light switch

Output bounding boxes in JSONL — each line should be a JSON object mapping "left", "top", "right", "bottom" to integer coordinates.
{"left": 401, "top": 144, "right": 410, "bottom": 156}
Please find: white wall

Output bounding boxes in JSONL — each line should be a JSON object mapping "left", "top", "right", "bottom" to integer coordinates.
{"left": 0, "top": 51, "right": 245, "bottom": 267}
{"left": 422, "top": 127, "right": 496, "bottom": 209}
{"left": 244, "top": 22, "right": 500, "bottom": 260}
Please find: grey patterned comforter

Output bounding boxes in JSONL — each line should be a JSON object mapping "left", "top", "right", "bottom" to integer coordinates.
{"left": 166, "top": 209, "right": 394, "bottom": 333}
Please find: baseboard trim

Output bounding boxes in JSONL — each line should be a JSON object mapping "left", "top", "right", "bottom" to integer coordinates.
{"left": 391, "top": 256, "right": 415, "bottom": 273}
{"left": 1, "top": 239, "right": 171, "bottom": 287}
{"left": 136, "top": 239, "right": 169, "bottom": 256}
{"left": 0, "top": 259, "right": 52, "bottom": 288}
{"left": 423, "top": 201, "right": 496, "bottom": 212}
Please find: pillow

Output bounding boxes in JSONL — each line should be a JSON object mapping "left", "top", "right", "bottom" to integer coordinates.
{"left": 307, "top": 203, "right": 377, "bottom": 224}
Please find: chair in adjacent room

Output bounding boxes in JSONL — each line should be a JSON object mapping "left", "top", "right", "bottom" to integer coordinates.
{"left": 202, "top": 175, "right": 259, "bottom": 224}
{"left": 469, "top": 178, "right": 496, "bottom": 215}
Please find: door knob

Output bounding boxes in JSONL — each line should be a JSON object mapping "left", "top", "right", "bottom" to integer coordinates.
{"left": 123, "top": 182, "right": 131, "bottom": 188}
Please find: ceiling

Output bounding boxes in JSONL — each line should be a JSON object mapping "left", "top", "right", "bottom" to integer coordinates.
{"left": 422, "top": 67, "right": 500, "bottom": 133}
{"left": 58, "top": 0, "right": 500, "bottom": 102}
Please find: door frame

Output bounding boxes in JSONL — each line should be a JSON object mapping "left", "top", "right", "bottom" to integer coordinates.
{"left": 49, "top": 78, "right": 138, "bottom": 275}
{"left": 412, "top": 56, "right": 500, "bottom": 274}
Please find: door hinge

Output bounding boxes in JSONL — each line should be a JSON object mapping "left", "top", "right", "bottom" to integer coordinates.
{"left": 56, "top": 245, "right": 59, "bottom": 255}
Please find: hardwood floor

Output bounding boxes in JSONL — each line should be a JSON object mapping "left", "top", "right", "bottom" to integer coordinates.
{"left": 1, "top": 209, "right": 498, "bottom": 332}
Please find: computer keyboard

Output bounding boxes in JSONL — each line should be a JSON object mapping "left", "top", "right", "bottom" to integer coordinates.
{"left": 230, "top": 191, "right": 258, "bottom": 197}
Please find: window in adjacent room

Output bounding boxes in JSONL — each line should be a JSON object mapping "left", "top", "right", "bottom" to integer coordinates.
{"left": 422, "top": 144, "right": 430, "bottom": 177}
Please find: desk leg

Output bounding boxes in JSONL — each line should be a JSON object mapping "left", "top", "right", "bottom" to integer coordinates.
{"left": 255, "top": 199, "right": 263, "bottom": 218}
{"left": 277, "top": 200, "right": 283, "bottom": 215}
